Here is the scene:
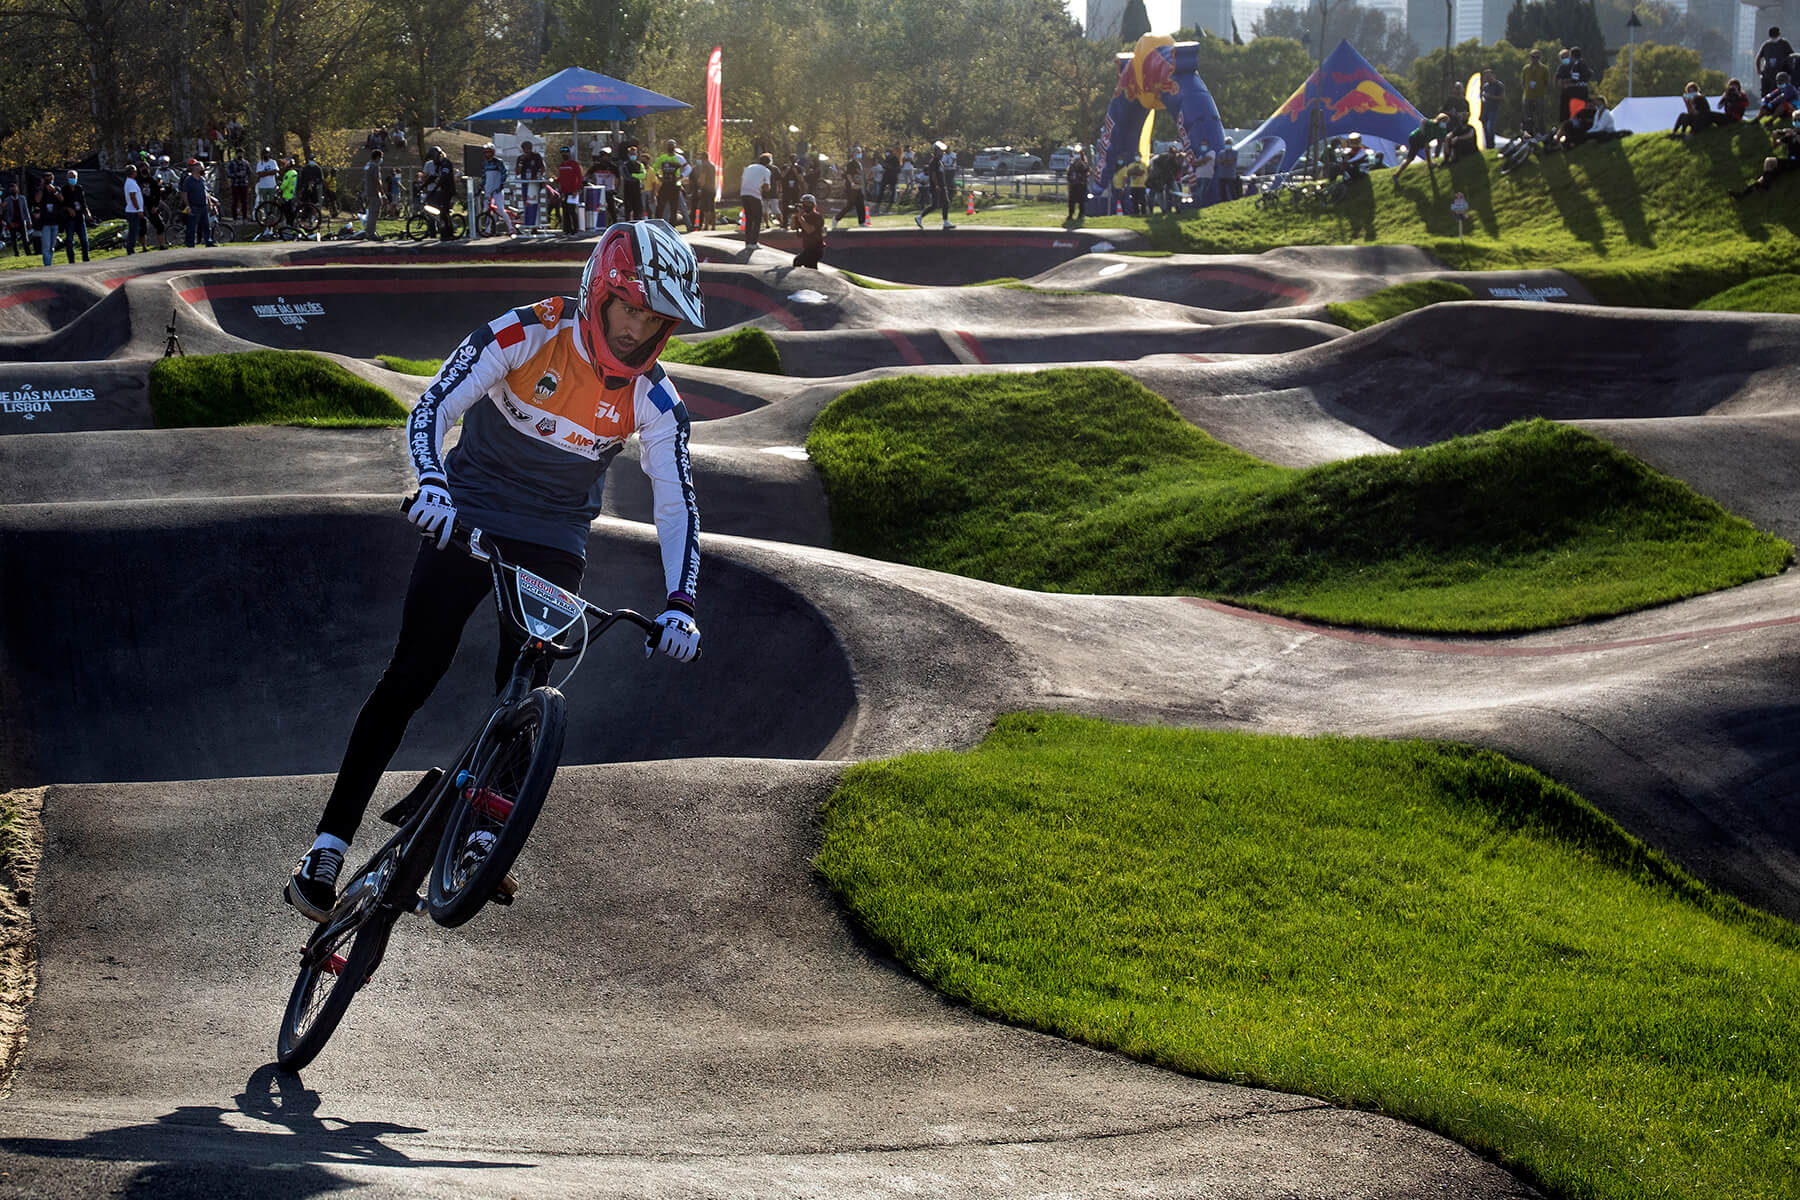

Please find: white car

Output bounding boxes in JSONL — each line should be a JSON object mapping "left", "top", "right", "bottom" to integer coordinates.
{"left": 971, "top": 146, "right": 1011, "bottom": 172}
{"left": 998, "top": 151, "right": 1041, "bottom": 173}
{"left": 1048, "top": 146, "right": 1081, "bottom": 172}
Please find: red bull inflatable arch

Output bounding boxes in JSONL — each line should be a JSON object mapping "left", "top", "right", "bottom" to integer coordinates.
{"left": 1094, "top": 35, "right": 1230, "bottom": 209}
{"left": 1239, "top": 39, "right": 1423, "bottom": 176}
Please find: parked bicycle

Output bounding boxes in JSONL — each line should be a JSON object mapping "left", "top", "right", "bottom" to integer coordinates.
{"left": 275, "top": 515, "right": 680, "bottom": 1072}
{"left": 252, "top": 197, "right": 321, "bottom": 241}
{"left": 1498, "top": 130, "right": 1548, "bottom": 176}
{"left": 475, "top": 189, "right": 525, "bottom": 238}
{"left": 404, "top": 199, "right": 465, "bottom": 241}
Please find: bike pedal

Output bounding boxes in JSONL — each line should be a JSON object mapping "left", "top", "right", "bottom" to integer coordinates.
{"left": 491, "top": 872, "right": 520, "bottom": 905}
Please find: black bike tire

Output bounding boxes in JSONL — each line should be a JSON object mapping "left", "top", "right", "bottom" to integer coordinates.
{"left": 404, "top": 213, "right": 430, "bottom": 241}
{"left": 450, "top": 213, "right": 467, "bottom": 238}
{"left": 276, "top": 907, "right": 396, "bottom": 1073}
{"left": 427, "top": 687, "right": 567, "bottom": 928}
{"left": 295, "top": 204, "right": 320, "bottom": 232}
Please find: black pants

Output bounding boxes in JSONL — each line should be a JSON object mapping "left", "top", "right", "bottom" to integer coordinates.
{"left": 739, "top": 194, "right": 763, "bottom": 245}
{"left": 917, "top": 184, "right": 948, "bottom": 221}
{"left": 317, "top": 534, "right": 584, "bottom": 844}
{"left": 794, "top": 241, "right": 823, "bottom": 268}
{"left": 654, "top": 183, "right": 684, "bottom": 225}
{"left": 835, "top": 186, "right": 865, "bottom": 224}
{"left": 1067, "top": 186, "right": 1085, "bottom": 218}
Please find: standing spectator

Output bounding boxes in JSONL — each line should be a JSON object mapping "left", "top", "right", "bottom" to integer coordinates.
{"left": 479, "top": 142, "right": 510, "bottom": 230}
{"left": 738, "top": 151, "right": 773, "bottom": 247}
{"left": 803, "top": 154, "right": 822, "bottom": 204}
{"left": 1112, "top": 155, "right": 1149, "bottom": 215}
{"left": 1520, "top": 50, "right": 1551, "bottom": 135}
{"left": 2, "top": 181, "right": 32, "bottom": 256}
{"left": 121, "top": 165, "right": 144, "bottom": 253}
{"left": 362, "top": 148, "right": 384, "bottom": 239}
{"left": 589, "top": 149, "right": 619, "bottom": 227}
{"left": 1066, "top": 147, "right": 1090, "bottom": 219}
{"left": 779, "top": 157, "right": 803, "bottom": 228}
{"left": 1480, "top": 70, "right": 1506, "bottom": 146}
{"left": 1758, "top": 27, "right": 1794, "bottom": 98}
{"left": 1215, "top": 140, "right": 1241, "bottom": 202}
{"left": 426, "top": 148, "right": 458, "bottom": 240}
{"left": 385, "top": 166, "right": 400, "bottom": 217}
{"left": 913, "top": 140, "right": 953, "bottom": 229}
{"left": 298, "top": 154, "right": 324, "bottom": 208}
{"left": 690, "top": 154, "right": 716, "bottom": 230}
{"left": 880, "top": 147, "right": 900, "bottom": 212}
{"left": 557, "top": 146, "right": 585, "bottom": 232}
{"left": 651, "top": 139, "right": 687, "bottom": 228}
{"left": 516, "top": 139, "right": 546, "bottom": 225}
{"left": 1180, "top": 143, "right": 1208, "bottom": 211}
{"left": 277, "top": 158, "right": 298, "bottom": 226}
{"left": 143, "top": 159, "right": 170, "bottom": 249}
{"left": 180, "top": 159, "right": 217, "bottom": 247}
{"left": 792, "top": 193, "right": 826, "bottom": 268}
{"left": 226, "top": 150, "right": 251, "bottom": 218}
{"left": 620, "top": 145, "right": 646, "bottom": 219}
{"left": 1556, "top": 47, "right": 1592, "bottom": 126}
{"left": 254, "top": 146, "right": 280, "bottom": 214}
{"left": 33, "top": 176, "right": 61, "bottom": 266}
{"left": 515, "top": 139, "right": 545, "bottom": 181}
{"left": 833, "top": 147, "right": 866, "bottom": 227}
{"left": 61, "top": 170, "right": 91, "bottom": 262}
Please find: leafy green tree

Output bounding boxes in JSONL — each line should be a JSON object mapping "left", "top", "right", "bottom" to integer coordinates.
{"left": 1597, "top": 42, "right": 1725, "bottom": 101}
{"left": 1176, "top": 34, "right": 1317, "bottom": 127}
{"left": 1505, "top": 0, "right": 1608, "bottom": 70}
{"left": 1252, "top": 1, "right": 1417, "bottom": 73}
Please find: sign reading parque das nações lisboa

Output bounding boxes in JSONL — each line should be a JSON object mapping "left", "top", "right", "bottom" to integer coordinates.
{"left": 2, "top": 384, "right": 98, "bottom": 417}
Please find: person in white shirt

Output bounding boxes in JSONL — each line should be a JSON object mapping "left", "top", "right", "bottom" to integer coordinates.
{"left": 254, "top": 147, "right": 280, "bottom": 213}
{"left": 738, "top": 152, "right": 773, "bottom": 248}
{"left": 122, "top": 164, "right": 145, "bottom": 254}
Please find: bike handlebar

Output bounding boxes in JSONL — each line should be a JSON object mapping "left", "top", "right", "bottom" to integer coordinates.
{"left": 400, "top": 494, "right": 673, "bottom": 658}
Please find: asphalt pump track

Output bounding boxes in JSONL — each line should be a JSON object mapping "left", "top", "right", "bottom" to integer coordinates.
{"left": 0, "top": 227, "right": 1794, "bottom": 1198}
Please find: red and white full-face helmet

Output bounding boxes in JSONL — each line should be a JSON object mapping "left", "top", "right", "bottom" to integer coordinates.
{"left": 577, "top": 219, "right": 705, "bottom": 378}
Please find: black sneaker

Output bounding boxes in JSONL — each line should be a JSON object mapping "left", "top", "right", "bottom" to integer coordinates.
{"left": 285, "top": 846, "right": 344, "bottom": 922}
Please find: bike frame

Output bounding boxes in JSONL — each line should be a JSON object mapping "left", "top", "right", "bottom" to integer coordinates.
{"left": 297, "top": 524, "right": 657, "bottom": 965}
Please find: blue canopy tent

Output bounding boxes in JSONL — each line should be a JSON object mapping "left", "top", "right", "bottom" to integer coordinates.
{"left": 465, "top": 67, "right": 690, "bottom": 148}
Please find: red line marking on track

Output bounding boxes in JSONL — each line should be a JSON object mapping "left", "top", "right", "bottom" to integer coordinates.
{"left": 0, "top": 287, "right": 57, "bottom": 310}
{"left": 879, "top": 329, "right": 928, "bottom": 365}
{"left": 1179, "top": 596, "right": 1800, "bottom": 656}
{"left": 1187, "top": 268, "right": 1310, "bottom": 303}
{"left": 955, "top": 331, "right": 990, "bottom": 363}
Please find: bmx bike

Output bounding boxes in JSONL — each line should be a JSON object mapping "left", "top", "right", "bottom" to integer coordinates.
{"left": 275, "top": 512, "right": 673, "bottom": 1072}
{"left": 404, "top": 202, "right": 466, "bottom": 241}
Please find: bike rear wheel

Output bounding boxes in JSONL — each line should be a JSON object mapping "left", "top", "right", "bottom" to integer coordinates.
{"left": 477, "top": 210, "right": 505, "bottom": 238}
{"left": 404, "top": 213, "right": 432, "bottom": 240}
{"left": 276, "top": 907, "right": 396, "bottom": 1073}
{"left": 428, "top": 687, "right": 566, "bottom": 928}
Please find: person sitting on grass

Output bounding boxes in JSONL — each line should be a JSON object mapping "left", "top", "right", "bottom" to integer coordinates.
{"left": 1552, "top": 103, "right": 1598, "bottom": 151}
{"left": 1671, "top": 82, "right": 1716, "bottom": 135}
{"left": 1731, "top": 116, "right": 1800, "bottom": 198}
{"left": 1393, "top": 113, "right": 1448, "bottom": 181}
{"left": 1721, "top": 78, "right": 1751, "bottom": 123}
{"left": 1443, "top": 112, "right": 1480, "bottom": 164}
{"left": 1330, "top": 132, "right": 1371, "bottom": 181}
{"left": 1757, "top": 72, "right": 1800, "bottom": 125}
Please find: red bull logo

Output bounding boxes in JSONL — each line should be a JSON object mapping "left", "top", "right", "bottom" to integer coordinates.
{"left": 1329, "top": 81, "right": 1409, "bottom": 121}
{"left": 1119, "top": 35, "right": 1180, "bottom": 111}
{"left": 1273, "top": 81, "right": 1312, "bottom": 122}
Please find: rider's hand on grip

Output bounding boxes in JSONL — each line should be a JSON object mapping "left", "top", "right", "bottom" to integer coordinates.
{"left": 406, "top": 481, "right": 457, "bottom": 550}
{"left": 647, "top": 609, "right": 700, "bottom": 663}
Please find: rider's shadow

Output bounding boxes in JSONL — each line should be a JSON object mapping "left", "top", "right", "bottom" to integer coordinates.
{"left": 0, "top": 1064, "right": 529, "bottom": 1197}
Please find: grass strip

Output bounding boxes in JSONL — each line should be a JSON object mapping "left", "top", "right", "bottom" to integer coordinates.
{"left": 815, "top": 712, "right": 1800, "bottom": 1200}
{"left": 1693, "top": 273, "right": 1800, "bottom": 313}
{"left": 149, "top": 350, "right": 407, "bottom": 428}
{"left": 657, "top": 327, "right": 783, "bottom": 374}
{"left": 376, "top": 354, "right": 440, "bottom": 376}
{"left": 1326, "top": 280, "right": 1474, "bottom": 330}
{"left": 805, "top": 368, "right": 1791, "bottom": 633}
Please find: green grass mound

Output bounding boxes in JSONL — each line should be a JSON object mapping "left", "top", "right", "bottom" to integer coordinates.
{"left": 805, "top": 368, "right": 1791, "bottom": 633}
{"left": 1164, "top": 126, "right": 1800, "bottom": 309}
{"left": 1326, "top": 280, "right": 1474, "bottom": 330}
{"left": 376, "top": 354, "right": 440, "bottom": 376}
{"left": 816, "top": 712, "right": 1800, "bottom": 1200}
{"left": 1693, "top": 272, "right": 1800, "bottom": 313}
{"left": 149, "top": 351, "right": 407, "bottom": 428}
{"left": 658, "top": 327, "right": 783, "bottom": 374}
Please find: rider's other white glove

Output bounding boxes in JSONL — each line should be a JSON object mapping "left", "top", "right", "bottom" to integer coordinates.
{"left": 407, "top": 480, "right": 456, "bottom": 550}
{"left": 649, "top": 608, "right": 700, "bottom": 663}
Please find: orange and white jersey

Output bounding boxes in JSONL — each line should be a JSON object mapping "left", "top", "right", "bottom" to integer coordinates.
{"left": 408, "top": 295, "right": 698, "bottom": 601}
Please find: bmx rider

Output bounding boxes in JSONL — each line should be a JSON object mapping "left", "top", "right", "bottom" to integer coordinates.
{"left": 287, "top": 219, "right": 707, "bottom": 920}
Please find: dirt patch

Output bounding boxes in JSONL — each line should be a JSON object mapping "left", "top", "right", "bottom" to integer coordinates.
{"left": 0, "top": 787, "right": 44, "bottom": 1098}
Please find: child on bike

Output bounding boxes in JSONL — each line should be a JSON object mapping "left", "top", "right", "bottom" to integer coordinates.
{"left": 287, "top": 219, "right": 708, "bottom": 920}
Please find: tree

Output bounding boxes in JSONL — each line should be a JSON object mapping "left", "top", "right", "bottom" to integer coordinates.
{"left": 1176, "top": 34, "right": 1317, "bottom": 126}
{"left": 1594, "top": 0, "right": 1730, "bottom": 74}
{"left": 1253, "top": 1, "right": 1417, "bottom": 73}
{"left": 1597, "top": 42, "right": 1725, "bottom": 100}
{"left": 1120, "top": 0, "right": 1151, "bottom": 43}
{"left": 1505, "top": 0, "right": 1608, "bottom": 71}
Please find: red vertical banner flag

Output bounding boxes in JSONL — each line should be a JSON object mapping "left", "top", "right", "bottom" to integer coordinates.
{"left": 705, "top": 47, "right": 724, "bottom": 200}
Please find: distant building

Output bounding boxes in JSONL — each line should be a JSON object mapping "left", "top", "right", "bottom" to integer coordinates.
{"left": 1088, "top": 0, "right": 1130, "bottom": 41}
{"left": 1180, "top": 0, "right": 1234, "bottom": 37}
{"left": 1408, "top": 0, "right": 1447, "bottom": 54}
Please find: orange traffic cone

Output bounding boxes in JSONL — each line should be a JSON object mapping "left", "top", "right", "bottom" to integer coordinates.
{"left": 966, "top": 191, "right": 976, "bottom": 216}
{"left": 737, "top": 209, "right": 746, "bottom": 232}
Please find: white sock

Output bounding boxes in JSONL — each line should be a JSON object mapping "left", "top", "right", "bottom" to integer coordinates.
{"left": 311, "top": 833, "right": 349, "bottom": 856}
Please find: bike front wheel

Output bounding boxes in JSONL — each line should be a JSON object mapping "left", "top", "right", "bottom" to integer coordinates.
{"left": 404, "top": 213, "right": 432, "bottom": 240}
{"left": 276, "top": 907, "right": 396, "bottom": 1073}
{"left": 476, "top": 210, "right": 505, "bottom": 238}
{"left": 427, "top": 687, "right": 566, "bottom": 928}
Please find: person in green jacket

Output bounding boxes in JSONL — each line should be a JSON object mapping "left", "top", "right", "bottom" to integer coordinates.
{"left": 1393, "top": 113, "right": 1448, "bottom": 182}
{"left": 278, "top": 158, "right": 299, "bottom": 226}
{"left": 1520, "top": 49, "right": 1552, "bottom": 136}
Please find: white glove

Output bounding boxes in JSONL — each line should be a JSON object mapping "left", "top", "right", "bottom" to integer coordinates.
{"left": 407, "top": 481, "right": 456, "bottom": 550}
{"left": 648, "top": 608, "right": 700, "bottom": 663}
